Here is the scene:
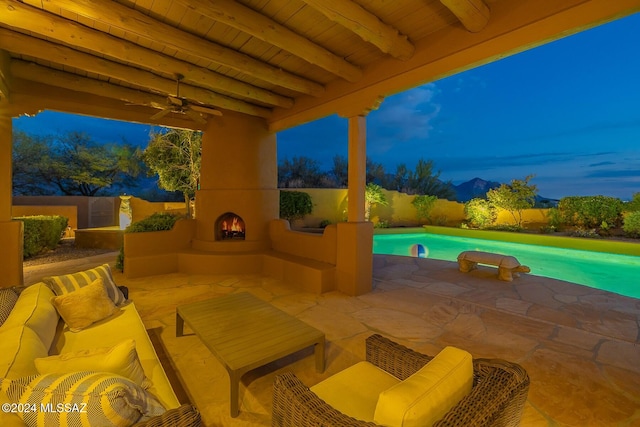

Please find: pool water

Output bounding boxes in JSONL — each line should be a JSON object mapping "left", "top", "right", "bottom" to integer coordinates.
{"left": 373, "top": 233, "right": 640, "bottom": 299}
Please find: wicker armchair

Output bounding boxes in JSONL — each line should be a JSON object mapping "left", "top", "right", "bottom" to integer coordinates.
{"left": 272, "top": 334, "right": 529, "bottom": 427}
{"left": 134, "top": 404, "right": 201, "bottom": 427}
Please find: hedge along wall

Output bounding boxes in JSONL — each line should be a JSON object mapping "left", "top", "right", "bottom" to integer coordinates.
{"left": 282, "top": 188, "right": 550, "bottom": 228}
{"left": 12, "top": 205, "right": 77, "bottom": 237}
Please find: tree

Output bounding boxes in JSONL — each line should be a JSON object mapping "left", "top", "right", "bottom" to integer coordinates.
{"left": 366, "top": 157, "right": 386, "bottom": 185}
{"left": 406, "top": 158, "right": 456, "bottom": 200}
{"left": 329, "top": 155, "right": 348, "bottom": 188}
{"left": 386, "top": 163, "right": 409, "bottom": 192}
{"left": 142, "top": 129, "right": 202, "bottom": 210}
{"left": 12, "top": 131, "right": 143, "bottom": 196}
{"left": 412, "top": 194, "right": 438, "bottom": 223}
{"left": 486, "top": 175, "right": 538, "bottom": 226}
{"left": 278, "top": 156, "right": 326, "bottom": 188}
{"left": 365, "top": 183, "right": 388, "bottom": 221}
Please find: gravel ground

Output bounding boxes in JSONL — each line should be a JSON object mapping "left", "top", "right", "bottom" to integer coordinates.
{"left": 23, "top": 238, "right": 117, "bottom": 267}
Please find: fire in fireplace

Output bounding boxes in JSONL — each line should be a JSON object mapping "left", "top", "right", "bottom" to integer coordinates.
{"left": 215, "top": 212, "right": 245, "bottom": 240}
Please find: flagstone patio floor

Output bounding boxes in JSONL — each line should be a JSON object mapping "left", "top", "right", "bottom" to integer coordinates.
{"left": 24, "top": 252, "right": 640, "bottom": 426}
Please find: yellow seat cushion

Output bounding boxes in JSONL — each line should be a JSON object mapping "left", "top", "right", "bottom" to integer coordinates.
{"left": 374, "top": 346, "right": 473, "bottom": 427}
{"left": 51, "top": 303, "right": 180, "bottom": 411}
{"left": 1, "top": 284, "right": 58, "bottom": 349}
{"left": 311, "top": 361, "right": 400, "bottom": 422}
{"left": 35, "top": 338, "right": 151, "bottom": 389}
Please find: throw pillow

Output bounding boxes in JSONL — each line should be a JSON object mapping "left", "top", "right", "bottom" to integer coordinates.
{"left": 2, "top": 371, "right": 166, "bottom": 427}
{"left": 0, "top": 288, "right": 18, "bottom": 327}
{"left": 51, "top": 278, "right": 117, "bottom": 332}
{"left": 374, "top": 346, "right": 473, "bottom": 427}
{"left": 35, "top": 338, "right": 152, "bottom": 389}
{"left": 43, "top": 264, "right": 126, "bottom": 306}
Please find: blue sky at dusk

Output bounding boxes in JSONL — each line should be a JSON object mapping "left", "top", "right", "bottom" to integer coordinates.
{"left": 13, "top": 12, "right": 640, "bottom": 200}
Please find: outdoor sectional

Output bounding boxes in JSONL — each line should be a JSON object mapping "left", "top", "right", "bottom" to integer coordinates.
{"left": 0, "top": 265, "right": 200, "bottom": 427}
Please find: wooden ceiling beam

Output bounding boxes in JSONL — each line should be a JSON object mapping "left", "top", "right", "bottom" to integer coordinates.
{"left": 440, "top": 0, "right": 490, "bottom": 32}
{"left": 10, "top": 77, "right": 205, "bottom": 130}
{"left": 30, "top": 0, "right": 323, "bottom": 96}
{"left": 174, "top": 0, "right": 362, "bottom": 82}
{"left": 300, "top": 0, "right": 415, "bottom": 60}
{"left": 11, "top": 59, "right": 172, "bottom": 110}
{"left": 0, "top": 50, "right": 9, "bottom": 102}
{"left": 0, "top": 2, "right": 294, "bottom": 107}
{"left": 0, "top": 29, "right": 271, "bottom": 117}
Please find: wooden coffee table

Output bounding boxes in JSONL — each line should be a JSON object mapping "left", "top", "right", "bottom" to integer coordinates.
{"left": 176, "top": 292, "right": 325, "bottom": 417}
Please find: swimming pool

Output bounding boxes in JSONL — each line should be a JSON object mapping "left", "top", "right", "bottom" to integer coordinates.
{"left": 373, "top": 233, "right": 640, "bottom": 299}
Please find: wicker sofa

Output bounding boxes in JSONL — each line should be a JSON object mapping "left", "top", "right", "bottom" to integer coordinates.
{"left": 272, "top": 334, "right": 530, "bottom": 427}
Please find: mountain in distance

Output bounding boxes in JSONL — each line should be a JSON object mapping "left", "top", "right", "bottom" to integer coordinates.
{"left": 453, "top": 177, "right": 500, "bottom": 202}
{"left": 452, "top": 177, "right": 559, "bottom": 206}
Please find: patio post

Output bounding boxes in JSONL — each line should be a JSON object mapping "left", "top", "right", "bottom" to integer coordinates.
{"left": 336, "top": 114, "right": 374, "bottom": 296}
{"left": 0, "top": 111, "right": 24, "bottom": 287}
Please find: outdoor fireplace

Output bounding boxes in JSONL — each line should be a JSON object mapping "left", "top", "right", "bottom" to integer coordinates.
{"left": 215, "top": 212, "right": 245, "bottom": 240}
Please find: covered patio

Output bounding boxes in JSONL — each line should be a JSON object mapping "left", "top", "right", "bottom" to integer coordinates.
{"left": 2, "top": 0, "right": 640, "bottom": 292}
{"left": 23, "top": 252, "right": 640, "bottom": 426}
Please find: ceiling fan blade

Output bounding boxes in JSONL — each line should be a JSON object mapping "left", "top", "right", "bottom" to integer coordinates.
{"left": 190, "top": 104, "right": 223, "bottom": 116}
{"left": 168, "top": 96, "right": 183, "bottom": 107}
{"left": 184, "top": 108, "right": 207, "bottom": 124}
{"left": 150, "top": 108, "right": 172, "bottom": 120}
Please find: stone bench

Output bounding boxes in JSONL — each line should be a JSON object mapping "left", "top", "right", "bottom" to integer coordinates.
{"left": 457, "top": 250, "right": 530, "bottom": 281}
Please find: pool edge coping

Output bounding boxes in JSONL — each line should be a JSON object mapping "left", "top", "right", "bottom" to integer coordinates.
{"left": 374, "top": 226, "right": 640, "bottom": 257}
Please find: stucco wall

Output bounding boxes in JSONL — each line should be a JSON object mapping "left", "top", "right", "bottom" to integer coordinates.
{"left": 12, "top": 205, "right": 78, "bottom": 236}
{"left": 282, "top": 188, "right": 549, "bottom": 228}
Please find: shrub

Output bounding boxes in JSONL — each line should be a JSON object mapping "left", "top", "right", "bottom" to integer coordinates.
{"left": 464, "top": 198, "right": 497, "bottom": 228}
{"left": 125, "top": 212, "right": 182, "bottom": 233}
{"left": 623, "top": 211, "right": 640, "bottom": 238}
{"left": 319, "top": 219, "right": 331, "bottom": 228}
{"left": 16, "top": 215, "right": 68, "bottom": 258}
{"left": 557, "top": 196, "right": 623, "bottom": 228}
{"left": 412, "top": 195, "right": 438, "bottom": 223}
{"left": 365, "top": 183, "right": 388, "bottom": 222}
{"left": 546, "top": 207, "right": 563, "bottom": 230}
{"left": 487, "top": 224, "right": 524, "bottom": 232}
{"left": 625, "top": 193, "right": 640, "bottom": 212}
{"left": 280, "top": 191, "right": 313, "bottom": 222}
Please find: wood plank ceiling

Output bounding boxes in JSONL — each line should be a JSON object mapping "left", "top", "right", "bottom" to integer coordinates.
{"left": 0, "top": 0, "right": 638, "bottom": 131}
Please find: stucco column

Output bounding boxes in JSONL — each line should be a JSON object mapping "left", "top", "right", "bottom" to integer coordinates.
{"left": 0, "top": 112, "right": 24, "bottom": 287}
{"left": 336, "top": 114, "right": 373, "bottom": 296}
{"left": 347, "top": 115, "right": 366, "bottom": 222}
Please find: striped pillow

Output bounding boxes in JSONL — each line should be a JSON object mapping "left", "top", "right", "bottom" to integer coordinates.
{"left": 2, "top": 371, "right": 166, "bottom": 427}
{"left": 0, "top": 288, "right": 19, "bottom": 327}
{"left": 43, "top": 264, "right": 126, "bottom": 306}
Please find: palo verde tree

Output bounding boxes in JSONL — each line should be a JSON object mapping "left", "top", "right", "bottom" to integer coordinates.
{"left": 12, "top": 131, "right": 143, "bottom": 196}
{"left": 486, "top": 175, "right": 538, "bottom": 226}
{"left": 142, "top": 129, "right": 202, "bottom": 212}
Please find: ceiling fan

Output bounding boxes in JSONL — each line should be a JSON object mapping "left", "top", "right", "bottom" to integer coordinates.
{"left": 150, "top": 74, "right": 222, "bottom": 124}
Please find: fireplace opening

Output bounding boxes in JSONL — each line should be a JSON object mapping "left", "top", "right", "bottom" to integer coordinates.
{"left": 215, "top": 212, "right": 245, "bottom": 240}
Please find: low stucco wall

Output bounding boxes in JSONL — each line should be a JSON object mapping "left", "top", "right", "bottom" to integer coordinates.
{"left": 283, "top": 188, "right": 550, "bottom": 228}
{"left": 0, "top": 220, "right": 23, "bottom": 287}
{"left": 128, "top": 197, "right": 187, "bottom": 223}
{"left": 269, "top": 219, "right": 337, "bottom": 265}
{"left": 123, "top": 219, "right": 196, "bottom": 278}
